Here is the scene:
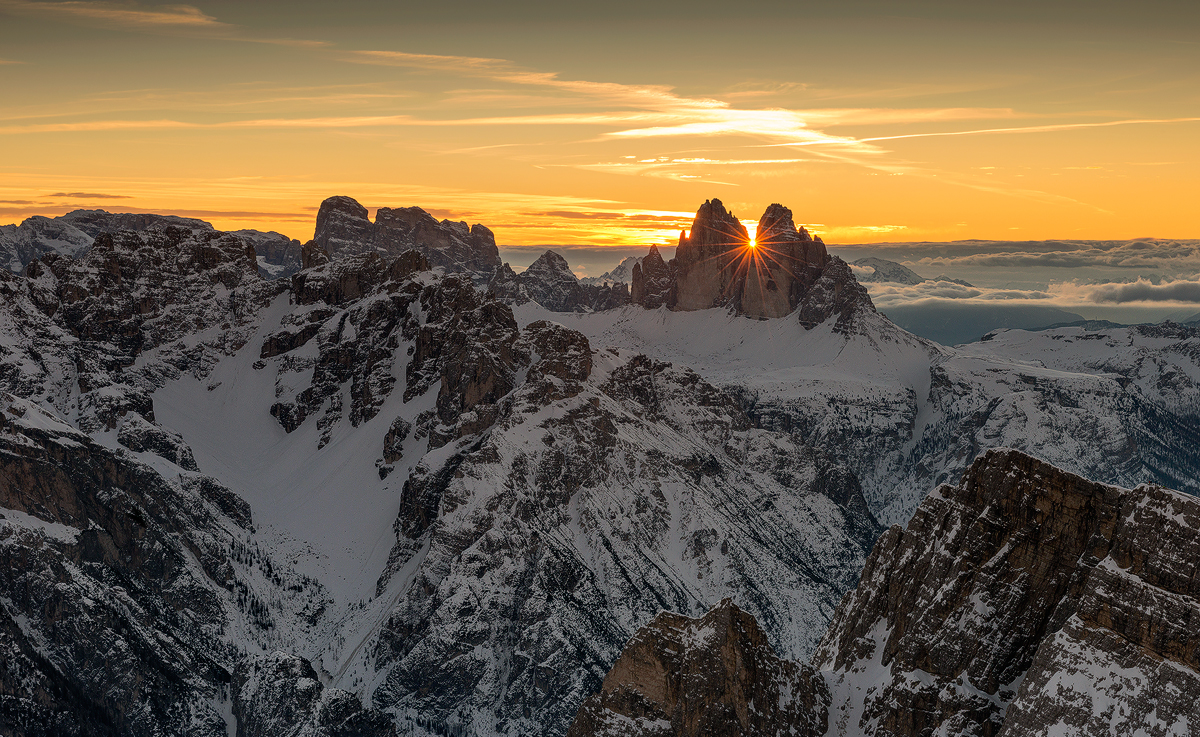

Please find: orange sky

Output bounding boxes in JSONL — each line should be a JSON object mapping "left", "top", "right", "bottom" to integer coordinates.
{"left": 1, "top": 0, "right": 1198, "bottom": 247}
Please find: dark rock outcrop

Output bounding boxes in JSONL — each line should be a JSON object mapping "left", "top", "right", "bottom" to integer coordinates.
{"left": 630, "top": 245, "right": 674, "bottom": 309}
{"left": 795, "top": 256, "right": 876, "bottom": 333}
{"left": 568, "top": 600, "right": 830, "bottom": 737}
{"left": 0, "top": 393, "right": 305, "bottom": 737}
{"left": 309, "top": 196, "right": 501, "bottom": 280}
{"left": 234, "top": 229, "right": 304, "bottom": 279}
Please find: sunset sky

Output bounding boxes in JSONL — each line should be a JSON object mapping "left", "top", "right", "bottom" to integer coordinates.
{"left": 1, "top": 0, "right": 1198, "bottom": 259}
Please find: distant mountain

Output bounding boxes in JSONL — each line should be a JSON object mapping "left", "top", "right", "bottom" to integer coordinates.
{"left": 852, "top": 256, "right": 974, "bottom": 287}
{"left": 883, "top": 302, "right": 1085, "bottom": 345}
{"left": 580, "top": 255, "right": 640, "bottom": 286}
{"left": 488, "top": 249, "right": 629, "bottom": 312}
{"left": 0, "top": 209, "right": 303, "bottom": 279}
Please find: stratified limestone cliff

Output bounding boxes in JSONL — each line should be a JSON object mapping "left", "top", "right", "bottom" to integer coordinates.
{"left": 575, "top": 449, "right": 1200, "bottom": 736}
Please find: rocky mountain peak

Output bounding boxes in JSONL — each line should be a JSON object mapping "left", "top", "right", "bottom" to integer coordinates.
{"left": 757, "top": 202, "right": 811, "bottom": 244}
{"left": 568, "top": 599, "right": 830, "bottom": 737}
{"left": 524, "top": 248, "right": 575, "bottom": 281}
{"left": 59, "top": 208, "right": 215, "bottom": 238}
{"left": 631, "top": 198, "right": 864, "bottom": 323}
{"left": 578, "top": 448, "right": 1200, "bottom": 736}
{"left": 488, "top": 249, "right": 629, "bottom": 313}
{"left": 312, "top": 195, "right": 375, "bottom": 254}
{"left": 685, "top": 198, "right": 749, "bottom": 249}
{"left": 813, "top": 447, "right": 1200, "bottom": 736}
{"left": 310, "top": 195, "right": 500, "bottom": 280}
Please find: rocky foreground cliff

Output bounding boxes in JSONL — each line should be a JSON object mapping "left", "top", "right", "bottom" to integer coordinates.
{"left": 573, "top": 448, "right": 1200, "bottom": 736}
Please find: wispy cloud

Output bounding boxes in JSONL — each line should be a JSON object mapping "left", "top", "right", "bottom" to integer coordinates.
{"left": 0, "top": 0, "right": 328, "bottom": 46}
{"left": 340, "top": 50, "right": 510, "bottom": 73}
{"left": 0, "top": 0, "right": 227, "bottom": 28}
{"left": 855, "top": 117, "right": 1200, "bottom": 145}
{"left": 47, "top": 191, "right": 130, "bottom": 198}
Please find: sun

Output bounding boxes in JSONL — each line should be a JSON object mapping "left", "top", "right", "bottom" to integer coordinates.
{"left": 747, "top": 238, "right": 757, "bottom": 248}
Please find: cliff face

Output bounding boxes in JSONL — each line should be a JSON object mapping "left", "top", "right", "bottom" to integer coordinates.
{"left": 629, "top": 245, "right": 674, "bottom": 309}
{"left": 816, "top": 447, "right": 1200, "bottom": 736}
{"left": 576, "top": 449, "right": 1200, "bottom": 737}
{"left": 630, "top": 199, "right": 870, "bottom": 324}
{"left": 670, "top": 199, "right": 752, "bottom": 312}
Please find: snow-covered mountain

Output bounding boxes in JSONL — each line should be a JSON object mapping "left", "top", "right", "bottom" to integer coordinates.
{"left": 0, "top": 209, "right": 304, "bottom": 280}
{"left": 851, "top": 256, "right": 973, "bottom": 287}
{"left": 580, "top": 255, "right": 640, "bottom": 286}
{"left": 488, "top": 249, "right": 629, "bottom": 312}
{"left": 2, "top": 197, "right": 1199, "bottom": 736}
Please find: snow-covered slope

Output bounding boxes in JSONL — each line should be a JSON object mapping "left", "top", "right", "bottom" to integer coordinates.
{"left": 504, "top": 303, "right": 1200, "bottom": 526}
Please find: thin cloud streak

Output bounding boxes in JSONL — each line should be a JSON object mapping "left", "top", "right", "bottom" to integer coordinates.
{"left": 0, "top": 0, "right": 228, "bottom": 28}
{"left": 854, "top": 117, "right": 1200, "bottom": 144}
{"left": 48, "top": 191, "right": 130, "bottom": 199}
{"left": 341, "top": 50, "right": 510, "bottom": 73}
{"left": 0, "top": 0, "right": 329, "bottom": 46}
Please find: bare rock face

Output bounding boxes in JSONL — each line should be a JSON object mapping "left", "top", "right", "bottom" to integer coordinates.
{"left": 312, "top": 195, "right": 374, "bottom": 256}
{"left": 630, "top": 245, "right": 674, "bottom": 309}
{"left": 310, "top": 196, "right": 501, "bottom": 280}
{"left": 0, "top": 394, "right": 319, "bottom": 737}
{"left": 369, "top": 336, "right": 880, "bottom": 737}
{"left": 567, "top": 600, "right": 830, "bottom": 737}
{"left": 814, "top": 448, "right": 1200, "bottom": 737}
{"left": 489, "top": 250, "right": 629, "bottom": 312}
{"left": 629, "top": 200, "right": 872, "bottom": 325}
{"left": 671, "top": 199, "right": 751, "bottom": 312}
{"left": 233, "top": 229, "right": 304, "bottom": 279}
{"left": 795, "top": 256, "right": 876, "bottom": 334}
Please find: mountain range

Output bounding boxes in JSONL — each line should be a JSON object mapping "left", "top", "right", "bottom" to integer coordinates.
{"left": 1, "top": 196, "right": 1198, "bottom": 736}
